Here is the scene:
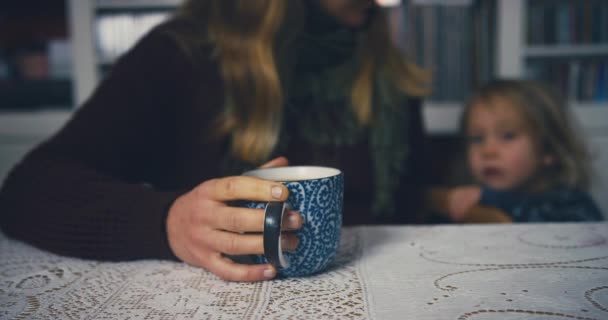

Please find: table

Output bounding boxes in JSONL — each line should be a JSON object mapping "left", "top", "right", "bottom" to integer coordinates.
{"left": 1, "top": 223, "right": 607, "bottom": 319}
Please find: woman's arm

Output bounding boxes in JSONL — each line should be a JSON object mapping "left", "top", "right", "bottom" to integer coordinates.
{"left": 0, "top": 28, "right": 192, "bottom": 261}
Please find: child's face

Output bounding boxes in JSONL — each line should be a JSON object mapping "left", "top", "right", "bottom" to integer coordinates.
{"left": 466, "top": 100, "right": 545, "bottom": 192}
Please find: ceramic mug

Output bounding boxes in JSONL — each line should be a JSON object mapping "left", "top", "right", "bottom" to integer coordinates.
{"left": 242, "top": 166, "right": 343, "bottom": 277}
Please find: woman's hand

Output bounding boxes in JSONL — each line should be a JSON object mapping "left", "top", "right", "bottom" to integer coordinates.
{"left": 166, "top": 157, "right": 302, "bottom": 282}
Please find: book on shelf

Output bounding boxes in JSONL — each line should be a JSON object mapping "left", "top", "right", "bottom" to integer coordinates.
{"left": 401, "top": 2, "right": 475, "bottom": 102}
{"left": 525, "top": 0, "right": 608, "bottom": 105}
{"left": 471, "top": 0, "right": 495, "bottom": 87}
{"left": 527, "top": 0, "right": 608, "bottom": 46}
{"left": 527, "top": 59, "right": 608, "bottom": 103}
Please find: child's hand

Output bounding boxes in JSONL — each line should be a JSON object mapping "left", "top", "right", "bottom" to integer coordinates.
{"left": 447, "top": 185, "right": 481, "bottom": 221}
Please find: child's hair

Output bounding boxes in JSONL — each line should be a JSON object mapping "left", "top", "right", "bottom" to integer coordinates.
{"left": 460, "top": 79, "right": 592, "bottom": 191}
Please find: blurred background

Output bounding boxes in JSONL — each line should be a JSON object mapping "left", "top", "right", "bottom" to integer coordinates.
{"left": 0, "top": 0, "right": 607, "bottom": 215}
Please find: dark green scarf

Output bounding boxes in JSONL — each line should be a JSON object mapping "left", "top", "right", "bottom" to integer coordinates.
{"left": 283, "top": 8, "right": 411, "bottom": 217}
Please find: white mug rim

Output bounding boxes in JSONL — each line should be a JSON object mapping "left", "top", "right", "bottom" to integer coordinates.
{"left": 242, "top": 166, "right": 342, "bottom": 182}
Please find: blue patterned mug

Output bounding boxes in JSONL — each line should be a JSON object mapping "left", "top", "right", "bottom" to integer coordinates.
{"left": 242, "top": 166, "right": 343, "bottom": 277}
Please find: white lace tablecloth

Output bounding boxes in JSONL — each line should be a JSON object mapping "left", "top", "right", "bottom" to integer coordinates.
{"left": 1, "top": 223, "right": 607, "bottom": 319}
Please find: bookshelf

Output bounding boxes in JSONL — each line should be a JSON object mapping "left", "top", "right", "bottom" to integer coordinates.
{"left": 65, "top": 0, "right": 608, "bottom": 135}
{"left": 0, "top": 0, "right": 179, "bottom": 184}
{"left": 68, "top": 0, "right": 177, "bottom": 105}
{"left": 420, "top": 0, "right": 608, "bottom": 133}
{"left": 396, "top": 0, "right": 495, "bottom": 133}
{"left": 0, "top": 0, "right": 73, "bottom": 110}
{"left": 398, "top": 1, "right": 478, "bottom": 103}
{"left": 504, "top": 0, "right": 608, "bottom": 108}
{"left": 524, "top": 45, "right": 608, "bottom": 58}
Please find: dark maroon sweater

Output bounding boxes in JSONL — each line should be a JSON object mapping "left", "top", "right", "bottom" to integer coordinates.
{"left": 0, "top": 27, "right": 427, "bottom": 261}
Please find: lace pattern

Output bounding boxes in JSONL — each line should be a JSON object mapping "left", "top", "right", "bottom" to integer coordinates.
{"left": 2, "top": 223, "right": 607, "bottom": 319}
{"left": 0, "top": 229, "right": 366, "bottom": 320}
{"left": 358, "top": 223, "right": 608, "bottom": 320}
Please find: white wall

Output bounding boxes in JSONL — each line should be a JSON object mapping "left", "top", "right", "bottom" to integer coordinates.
{"left": 0, "top": 111, "right": 70, "bottom": 184}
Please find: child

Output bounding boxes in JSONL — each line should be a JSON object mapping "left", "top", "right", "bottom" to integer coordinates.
{"left": 431, "top": 79, "right": 603, "bottom": 223}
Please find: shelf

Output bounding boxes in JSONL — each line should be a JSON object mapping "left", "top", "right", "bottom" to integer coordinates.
{"left": 524, "top": 44, "right": 608, "bottom": 58}
{"left": 95, "top": 0, "right": 181, "bottom": 10}
{"left": 0, "top": 79, "right": 73, "bottom": 110}
{"left": 422, "top": 101, "right": 608, "bottom": 135}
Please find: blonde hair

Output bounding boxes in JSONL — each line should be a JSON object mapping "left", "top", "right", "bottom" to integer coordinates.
{"left": 173, "top": 0, "right": 430, "bottom": 163}
{"left": 461, "top": 79, "right": 592, "bottom": 190}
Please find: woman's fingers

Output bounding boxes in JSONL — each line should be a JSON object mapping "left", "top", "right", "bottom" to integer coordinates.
{"left": 259, "top": 156, "right": 289, "bottom": 168}
{"left": 209, "top": 230, "right": 265, "bottom": 255}
{"left": 212, "top": 207, "right": 266, "bottom": 232}
{"left": 202, "top": 229, "right": 299, "bottom": 255}
{"left": 198, "top": 176, "right": 288, "bottom": 202}
{"left": 168, "top": 175, "right": 303, "bottom": 282}
{"left": 206, "top": 252, "right": 277, "bottom": 282}
{"left": 212, "top": 207, "right": 302, "bottom": 232}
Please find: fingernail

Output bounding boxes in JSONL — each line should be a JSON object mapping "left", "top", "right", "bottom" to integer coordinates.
{"left": 288, "top": 212, "right": 301, "bottom": 228}
{"left": 271, "top": 186, "right": 283, "bottom": 199}
{"left": 263, "top": 267, "right": 276, "bottom": 279}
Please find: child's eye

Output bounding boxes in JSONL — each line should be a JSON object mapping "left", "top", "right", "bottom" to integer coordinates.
{"left": 467, "top": 135, "right": 483, "bottom": 144}
{"left": 501, "top": 131, "right": 518, "bottom": 141}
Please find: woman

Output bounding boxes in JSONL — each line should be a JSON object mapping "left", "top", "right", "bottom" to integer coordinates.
{"left": 0, "top": 0, "right": 430, "bottom": 281}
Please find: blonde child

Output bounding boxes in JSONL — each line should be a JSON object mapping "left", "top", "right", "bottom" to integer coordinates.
{"left": 431, "top": 79, "right": 603, "bottom": 223}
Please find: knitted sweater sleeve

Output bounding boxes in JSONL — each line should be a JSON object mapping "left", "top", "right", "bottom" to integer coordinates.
{"left": 0, "top": 28, "right": 193, "bottom": 261}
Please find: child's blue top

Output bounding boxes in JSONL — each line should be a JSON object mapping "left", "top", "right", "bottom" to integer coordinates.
{"left": 479, "top": 186, "right": 604, "bottom": 222}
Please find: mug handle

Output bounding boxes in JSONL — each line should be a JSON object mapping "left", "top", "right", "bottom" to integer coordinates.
{"left": 263, "top": 202, "right": 291, "bottom": 269}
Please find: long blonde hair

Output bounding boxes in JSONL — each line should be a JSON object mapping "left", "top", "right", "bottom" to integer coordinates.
{"left": 173, "top": 0, "right": 430, "bottom": 163}
{"left": 461, "top": 79, "right": 592, "bottom": 190}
